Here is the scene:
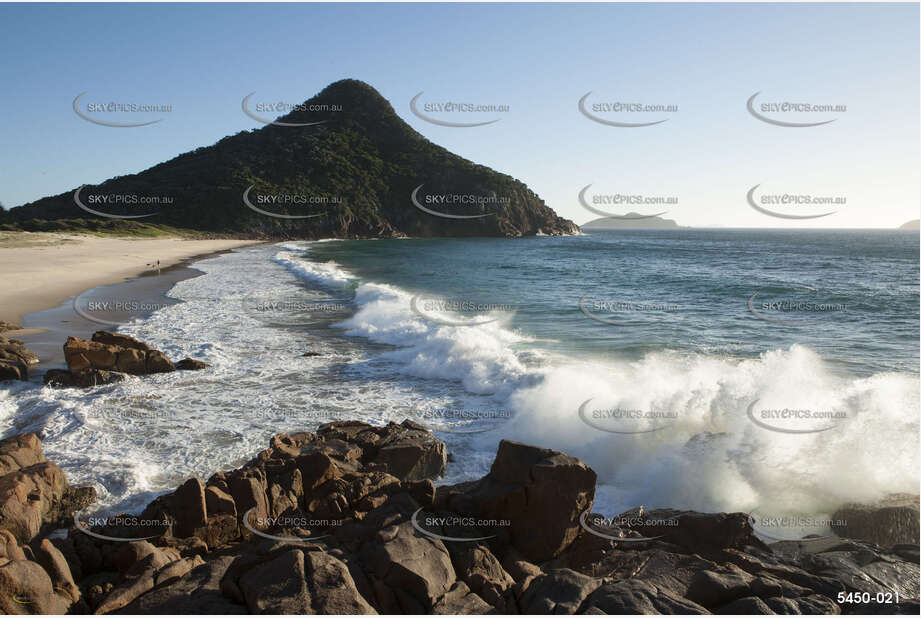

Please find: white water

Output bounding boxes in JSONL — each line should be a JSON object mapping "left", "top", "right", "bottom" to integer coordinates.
{"left": 2, "top": 242, "right": 917, "bottom": 532}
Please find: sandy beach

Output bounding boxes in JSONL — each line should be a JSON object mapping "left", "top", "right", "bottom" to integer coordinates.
{"left": 0, "top": 232, "right": 259, "bottom": 329}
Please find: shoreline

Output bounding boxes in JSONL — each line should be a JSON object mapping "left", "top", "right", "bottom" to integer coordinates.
{"left": 0, "top": 232, "right": 263, "bottom": 330}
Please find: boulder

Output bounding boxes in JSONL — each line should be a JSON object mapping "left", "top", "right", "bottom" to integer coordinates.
{"left": 64, "top": 336, "right": 117, "bottom": 373}
{"left": 91, "top": 331, "right": 152, "bottom": 352}
{"left": 628, "top": 508, "right": 766, "bottom": 555}
{"left": 318, "top": 420, "right": 447, "bottom": 481}
{"left": 581, "top": 579, "right": 709, "bottom": 614}
{"left": 448, "top": 544, "right": 515, "bottom": 610}
{"left": 0, "top": 460, "right": 96, "bottom": 544}
{"left": 176, "top": 358, "right": 210, "bottom": 371}
{"left": 0, "top": 336, "right": 39, "bottom": 382}
{"left": 36, "top": 539, "right": 81, "bottom": 604}
{"left": 63, "top": 333, "right": 175, "bottom": 376}
{"left": 362, "top": 520, "right": 456, "bottom": 612}
{"left": 118, "top": 554, "right": 246, "bottom": 614}
{"left": 140, "top": 478, "right": 208, "bottom": 539}
{"left": 0, "top": 433, "right": 45, "bottom": 477}
{"left": 0, "top": 530, "right": 26, "bottom": 562}
{"left": 685, "top": 564, "right": 782, "bottom": 608}
{"left": 436, "top": 440, "right": 596, "bottom": 562}
{"left": 94, "top": 554, "right": 204, "bottom": 614}
{"left": 832, "top": 495, "right": 920, "bottom": 548}
{"left": 44, "top": 368, "right": 128, "bottom": 388}
{"left": 304, "top": 550, "right": 377, "bottom": 614}
{"left": 517, "top": 568, "right": 603, "bottom": 614}
{"left": 146, "top": 350, "right": 175, "bottom": 373}
{"left": 239, "top": 549, "right": 312, "bottom": 613}
{"left": 0, "top": 557, "right": 71, "bottom": 614}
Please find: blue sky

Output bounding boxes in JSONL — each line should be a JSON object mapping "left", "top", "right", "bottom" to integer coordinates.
{"left": 0, "top": 2, "right": 918, "bottom": 227}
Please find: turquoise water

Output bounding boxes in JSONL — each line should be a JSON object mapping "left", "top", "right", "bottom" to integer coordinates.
{"left": 3, "top": 230, "right": 917, "bottom": 532}
{"left": 309, "top": 230, "right": 919, "bottom": 376}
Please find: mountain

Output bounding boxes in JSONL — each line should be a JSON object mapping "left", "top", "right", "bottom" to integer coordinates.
{"left": 3, "top": 80, "right": 577, "bottom": 238}
{"left": 899, "top": 219, "right": 919, "bottom": 230}
{"left": 580, "top": 213, "right": 683, "bottom": 230}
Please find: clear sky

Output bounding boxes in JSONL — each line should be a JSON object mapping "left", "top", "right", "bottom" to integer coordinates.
{"left": 0, "top": 2, "right": 918, "bottom": 228}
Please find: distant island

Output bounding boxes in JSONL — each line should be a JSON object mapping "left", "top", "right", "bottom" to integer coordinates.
{"left": 899, "top": 219, "right": 919, "bottom": 230}
{"left": 1, "top": 80, "right": 576, "bottom": 239}
{"left": 580, "top": 213, "right": 683, "bottom": 230}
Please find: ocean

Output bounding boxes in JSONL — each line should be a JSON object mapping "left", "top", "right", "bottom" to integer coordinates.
{"left": 2, "top": 229, "right": 918, "bottom": 540}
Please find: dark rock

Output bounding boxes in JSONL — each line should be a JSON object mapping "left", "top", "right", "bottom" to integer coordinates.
{"left": 628, "top": 508, "right": 767, "bottom": 556}
{"left": 176, "top": 358, "right": 210, "bottom": 371}
{"left": 117, "top": 553, "right": 246, "bottom": 614}
{"left": 91, "top": 331, "right": 152, "bottom": 352}
{"left": 43, "top": 368, "right": 128, "bottom": 388}
{"left": 319, "top": 420, "right": 447, "bottom": 481}
{"left": 146, "top": 350, "right": 175, "bottom": 373}
{"left": 0, "top": 433, "right": 45, "bottom": 477}
{"left": 447, "top": 543, "right": 514, "bottom": 610}
{"left": 0, "top": 335, "right": 38, "bottom": 381}
{"left": 0, "top": 459, "right": 96, "bottom": 544}
{"left": 517, "top": 567, "right": 603, "bottom": 614}
{"left": 141, "top": 477, "right": 208, "bottom": 539}
{"left": 436, "top": 440, "right": 596, "bottom": 562}
{"left": 581, "top": 579, "right": 709, "bottom": 614}
{"left": 832, "top": 495, "right": 920, "bottom": 548}
{"left": 0, "top": 556, "right": 71, "bottom": 613}
{"left": 63, "top": 333, "right": 175, "bottom": 377}
{"left": 239, "top": 549, "right": 311, "bottom": 613}
{"left": 35, "top": 538, "right": 80, "bottom": 604}
{"left": 716, "top": 595, "right": 776, "bottom": 614}
{"left": 362, "top": 520, "right": 455, "bottom": 612}
{"left": 95, "top": 554, "right": 204, "bottom": 614}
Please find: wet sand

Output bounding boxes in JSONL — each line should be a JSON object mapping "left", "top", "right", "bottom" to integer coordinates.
{"left": 0, "top": 232, "right": 258, "bottom": 329}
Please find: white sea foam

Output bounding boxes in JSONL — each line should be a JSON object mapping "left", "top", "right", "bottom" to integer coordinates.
{"left": 2, "top": 242, "right": 916, "bottom": 524}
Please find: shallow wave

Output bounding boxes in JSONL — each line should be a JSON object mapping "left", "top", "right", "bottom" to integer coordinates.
{"left": 274, "top": 245, "right": 920, "bottom": 521}
{"left": 4, "top": 242, "right": 917, "bottom": 524}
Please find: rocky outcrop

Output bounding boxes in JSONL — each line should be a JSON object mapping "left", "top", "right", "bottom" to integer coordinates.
{"left": 0, "top": 336, "right": 39, "bottom": 381}
{"left": 46, "top": 330, "right": 210, "bottom": 388}
{"left": 0, "top": 434, "right": 96, "bottom": 544}
{"left": 832, "top": 494, "right": 920, "bottom": 548}
{"left": 63, "top": 332, "right": 175, "bottom": 375}
{"left": 0, "top": 429, "right": 918, "bottom": 615}
{"left": 435, "top": 440, "right": 596, "bottom": 562}
{"left": 0, "top": 434, "right": 96, "bottom": 614}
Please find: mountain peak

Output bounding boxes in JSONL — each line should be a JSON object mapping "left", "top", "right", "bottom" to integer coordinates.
{"left": 5, "top": 79, "right": 577, "bottom": 239}
{"left": 275, "top": 79, "right": 397, "bottom": 127}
